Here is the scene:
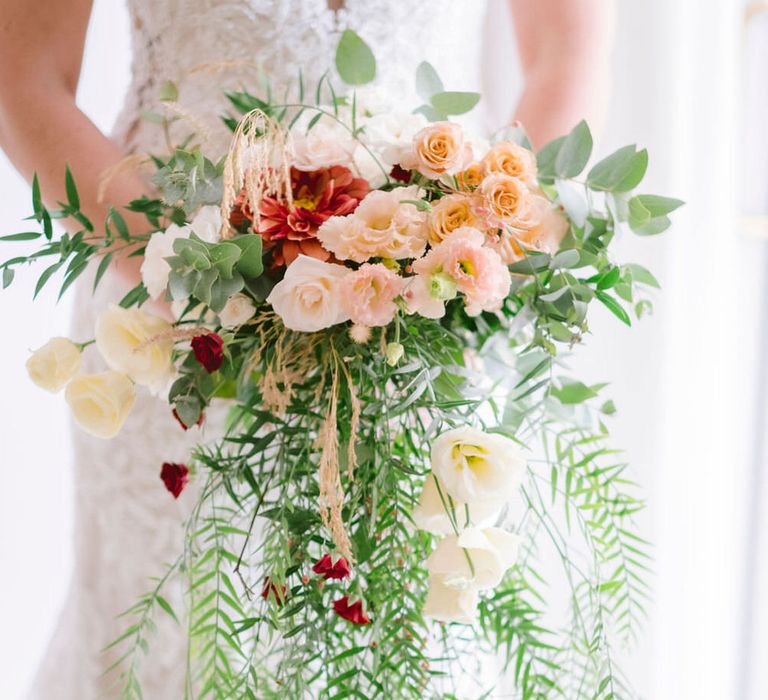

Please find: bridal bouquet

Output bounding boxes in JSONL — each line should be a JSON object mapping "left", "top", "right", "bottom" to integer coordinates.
{"left": 2, "top": 31, "right": 680, "bottom": 699}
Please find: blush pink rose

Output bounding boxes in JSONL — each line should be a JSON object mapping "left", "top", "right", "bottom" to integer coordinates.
{"left": 339, "top": 263, "right": 404, "bottom": 327}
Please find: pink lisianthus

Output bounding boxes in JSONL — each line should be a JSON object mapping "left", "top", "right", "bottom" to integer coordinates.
{"left": 339, "top": 263, "right": 404, "bottom": 327}
{"left": 407, "top": 227, "right": 511, "bottom": 318}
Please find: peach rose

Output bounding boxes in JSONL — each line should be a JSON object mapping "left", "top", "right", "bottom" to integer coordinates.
{"left": 456, "top": 162, "right": 484, "bottom": 191}
{"left": 339, "top": 263, "right": 404, "bottom": 327}
{"left": 401, "top": 121, "right": 472, "bottom": 179}
{"left": 427, "top": 194, "right": 482, "bottom": 244}
{"left": 482, "top": 141, "right": 537, "bottom": 185}
{"left": 478, "top": 173, "right": 539, "bottom": 229}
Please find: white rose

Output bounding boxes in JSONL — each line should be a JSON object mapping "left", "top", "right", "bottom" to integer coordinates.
{"left": 65, "top": 371, "right": 136, "bottom": 439}
{"left": 426, "top": 527, "right": 521, "bottom": 590}
{"left": 422, "top": 575, "right": 479, "bottom": 624}
{"left": 95, "top": 304, "right": 174, "bottom": 390}
{"left": 413, "top": 474, "right": 503, "bottom": 536}
{"left": 141, "top": 222, "right": 191, "bottom": 300}
{"left": 266, "top": 255, "right": 350, "bottom": 332}
{"left": 431, "top": 426, "right": 526, "bottom": 504}
{"left": 219, "top": 292, "right": 256, "bottom": 328}
{"left": 361, "top": 112, "right": 428, "bottom": 167}
{"left": 190, "top": 205, "right": 222, "bottom": 243}
{"left": 291, "top": 117, "right": 356, "bottom": 171}
{"left": 25, "top": 337, "right": 82, "bottom": 393}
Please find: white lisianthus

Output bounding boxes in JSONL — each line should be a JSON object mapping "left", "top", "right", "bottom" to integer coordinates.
{"left": 141, "top": 222, "right": 191, "bottom": 300}
{"left": 266, "top": 255, "right": 350, "bottom": 332}
{"left": 291, "top": 116, "right": 356, "bottom": 171}
{"left": 412, "top": 474, "right": 503, "bottom": 536}
{"left": 95, "top": 304, "right": 174, "bottom": 390}
{"left": 65, "top": 371, "right": 136, "bottom": 439}
{"left": 189, "top": 205, "right": 222, "bottom": 243}
{"left": 426, "top": 527, "right": 521, "bottom": 590}
{"left": 25, "top": 337, "right": 82, "bottom": 393}
{"left": 431, "top": 426, "right": 525, "bottom": 504}
{"left": 422, "top": 574, "right": 479, "bottom": 624}
{"left": 219, "top": 292, "right": 256, "bottom": 328}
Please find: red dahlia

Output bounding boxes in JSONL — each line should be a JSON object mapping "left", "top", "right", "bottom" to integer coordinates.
{"left": 333, "top": 596, "right": 371, "bottom": 625}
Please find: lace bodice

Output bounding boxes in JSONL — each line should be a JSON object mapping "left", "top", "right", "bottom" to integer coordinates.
{"left": 115, "top": 0, "right": 487, "bottom": 154}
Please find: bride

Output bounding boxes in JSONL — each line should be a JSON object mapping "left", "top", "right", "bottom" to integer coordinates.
{"left": 0, "top": 1, "right": 613, "bottom": 697}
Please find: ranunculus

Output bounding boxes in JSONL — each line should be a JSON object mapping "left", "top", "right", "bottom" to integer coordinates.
{"left": 482, "top": 141, "right": 538, "bottom": 185}
{"left": 333, "top": 596, "right": 371, "bottom": 625}
{"left": 160, "top": 462, "right": 189, "bottom": 498}
{"left": 422, "top": 574, "right": 479, "bottom": 624}
{"left": 427, "top": 194, "right": 482, "bottom": 244}
{"left": 312, "top": 554, "right": 352, "bottom": 580}
{"left": 317, "top": 186, "right": 428, "bottom": 263}
{"left": 261, "top": 577, "right": 287, "bottom": 605}
{"left": 412, "top": 474, "right": 503, "bottom": 536}
{"left": 95, "top": 305, "right": 174, "bottom": 390}
{"left": 401, "top": 121, "right": 472, "bottom": 179}
{"left": 339, "top": 263, "right": 403, "bottom": 327}
{"left": 141, "top": 223, "right": 191, "bottom": 300}
{"left": 426, "top": 527, "right": 521, "bottom": 590}
{"left": 478, "top": 173, "right": 538, "bottom": 229}
{"left": 266, "top": 255, "right": 350, "bottom": 332}
{"left": 258, "top": 166, "right": 370, "bottom": 267}
{"left": 218, "top": 292, "right": 256, "bottom": 328}
{"left": 430, "top": 426, "right": 525, "bottom": 504}
{"left": 191, "top": 333, "right": 224, "bottom": 373}
{"left": 26, "top": 337, "right": 81, "bottom": 393}
{"left": 65, "top": 371, "right": 135, "bottom": 439}
{"left": 408, "top": 227, "right": 511, "bottom": 318}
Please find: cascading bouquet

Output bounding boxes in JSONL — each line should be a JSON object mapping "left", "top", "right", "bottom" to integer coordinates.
{"left": 2, "top": 31, "right": 680, "bottom": 700}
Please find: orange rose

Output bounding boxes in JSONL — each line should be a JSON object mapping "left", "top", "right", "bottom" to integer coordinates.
{"left": 482, "top": 141, "right": 537, "bottom": 184}
{"left": 456, "top": 162, "right": 484, "bottom": 191}
{"left": 479, "top": 173, "right": 537, "bottom": 228}
{"left": 427, "top": 194, "right": 482, "bottom": 244}
{"left": 402, "top": 121, "right": 472, "bottom": 179}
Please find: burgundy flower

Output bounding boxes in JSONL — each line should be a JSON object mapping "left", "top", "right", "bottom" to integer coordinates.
{"left": 390, "top": 164, "right": 412, "bottom": 183}
{"left": 261, "top": 577, "right": 287, "bottom": 605}
{"left": 172, "top": 407, "right": 204, "bottom": 431}
{"left": 333, "top": 596, "right": 371, "bottom": 625}
{"left": 312, "top": 554, "right": 352, "bottom": 581}
{"left": 160, "top": 462, "right": 189, "bottom": 499}
{"left": 191, "top": 333, "right": 224, "bottom": 373}
{"left": 258, "top": 165, "right": 370, "bottom": 267}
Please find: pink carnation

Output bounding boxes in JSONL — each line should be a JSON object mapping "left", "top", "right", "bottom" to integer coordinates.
{"left": 339, "top": 263, "right": 404, "bottom": 327}
{"left": 408, "top": 227, "right": 511, "bottom": 318}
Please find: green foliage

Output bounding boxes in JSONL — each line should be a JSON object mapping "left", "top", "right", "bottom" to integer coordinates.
{"left": 335, "top": 30, "right": 376, "bottom": 86}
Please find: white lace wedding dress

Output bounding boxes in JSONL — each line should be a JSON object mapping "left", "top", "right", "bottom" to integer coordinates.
{"left": 27, "top": 2, "right": 490, "bottom": 698}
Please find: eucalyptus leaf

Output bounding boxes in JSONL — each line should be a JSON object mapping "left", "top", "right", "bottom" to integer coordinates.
{"left": 430, "top": 91, "right": 480, "bottom": 116}
{"left": 536, "top": 136, "right": 566, "bottom": 181}
{"left": 232, "top": 235, "right": 263, "bottom": 279}
{"left": 415, "top": 61, "right": 443, "bottom": 102}
{"left": 555, "top": 120, "right": 592, "bottom": 178}
{"left": 588, "top": 146, "right": 648, "bottom": 192}
{"left": 335, "top": 29, "right": 376, "bottom": 85}
{"left": 555, "top": 180, "right": 588, "bottom": 227}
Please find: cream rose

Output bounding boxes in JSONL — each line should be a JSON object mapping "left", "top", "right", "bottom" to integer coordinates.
{"left": 189, "top": 205, "right": 223, "bottom": 243}
{"left": 482, "top": 141, "right": 538, "bottom": 184}
{"left": 422, "top": 574, "right": 479, "bottom": 624}
{"left": 431, "top": 426, "right": 525, "bottom": 504}
{"left": 401, "top": 121, "right": 472, "bottom": 179}
{"left": 65, "top": 371, "right": 136, "bottom": 439}
{"left": 141, "top": 222, "right": 191, "bottom": 300}
{"left": 479, "top": 173, "right": 538, "bottom": 228}
{"left": 413, "top": 474, "right": 503, "bottom": 536}
{"left": 266, "top": 255, "right": 350, "bottom": 332}
{"left": 95, "top": 304, "right": 174, "bottom": 391}
{"left": 361, "top": 111, "right": 429, "bottom": 167}
{"left": 427, "top": 194, "right": 482, "bottom": 244}
{"left": 426, "top": 527, "right": 521, "bottom": 590}
{"left": 291, "top": 117, "right": 356, "bottom": 171}
{"left": 25, "top": 337, "right": 82, "bottom": 393}
{"left": 218, "top": 292, "right": 256, "bottom": 328}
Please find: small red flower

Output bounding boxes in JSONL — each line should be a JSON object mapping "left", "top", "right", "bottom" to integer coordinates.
{"left": 261, "top": 577, "right": 287, "bottom": 605}
{"left": 191, "top": 333, "right": 224, "bottom": 373}
{"left": 172, "top": 407, "right": 204, "bottom": 431}
{"left": 390, "top": 164, "right": 412, "bottom": 183}
{"left": 160, "top": 462, "right": 189, "bottom": 499}
{"left": 312, "top": 554, "right": 352, "bottom": 580}
{"left": 333, "top": 596, "right": 371, "bottom": 625}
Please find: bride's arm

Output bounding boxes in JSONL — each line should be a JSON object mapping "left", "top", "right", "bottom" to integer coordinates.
{"left": 508, "top": 0, "right": 615, "bottom": 147}
{"left": 0, "top": 0, "right": 147, "bottom": 284}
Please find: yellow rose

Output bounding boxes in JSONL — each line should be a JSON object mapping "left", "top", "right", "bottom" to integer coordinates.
{"left": 26, "top": 337, "right": 81, "bottom": 393}
{"left": 426, "top": 194, "right": 482, "bottom": 244}
{"left": 482, "top": 141, "right": 537, "bottom": 184}
{"left": 402, "top": 121, "right": 472, "bottom": 179}
{"left": 95, "top": 304, "right": 174, "bottom": 391}
{"left": 479, "top": 173, "right": 537, "bottom": 228}
{"left": 65, "top": 371, "right": 136, "bottom": 439}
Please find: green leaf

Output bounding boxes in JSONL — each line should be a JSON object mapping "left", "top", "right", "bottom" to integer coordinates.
{"left": 158, "top": 80, "right": 179, "bottom": 102}
{"left": 552, "top": 380, "right": 598, "bottom": 405}
{"left": 2, "top": 267, "right": 14, "bottom": 289}
{"left": 596, "top": 290, "right": 631, "bottom": 326}
{"left": 93, "top": 252, "right": 114, "bottom": 292}
{"left": 627, "top": 196, "right": 675, "bottom": 235}
{"left": 118, "top": 283, "right": 149, "bottom": 309}
{"left": 109, "top": 208, "right": 130, "bottom": 241}
{"left": 550, "top": 249, "right": 580, "bottom": 269}
{"left": 31, "top": 173, "right": 43, "bottom": 218}
{"left": 624, "top": 262, "right": 660, "bottom": 289}
{"left": 335, "top": 29, "right": 376, "bottom": 85}
{"left": 65, "top": 165, "right": 80, "bottom": 210}
{"left": 209, "top": 242, "right": 242, "bottom": 279}
{"left": 232, "top": 235, "right": 263, "bottom": 279}
{"left": 0, "top": 231, "right": 41, "bottom": 241}
{"left": 33, "top": 261, "right": 64, "bottom": 298}
{"left": 413, "top": 104, "right": 444, "bottom": 122}
{"left": 630, "top": 194, "right": 684, "bottom": 217}
{"left": 555, "top": 120, "right": 592, "bottom": 178}
{"left": 587, "top": 146, "right": 648, "bottom": 192}
{"left": 508, "top": 253, "right": 552, "bottom": 274}
{"left": 430, "top": 91, "right": 480, "bottom": 116}
{"left": 415, "top": 61, "right": 444, "bottom": 102}
{"left": 536, "top": 136, "right": 566, "bottom": 181}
